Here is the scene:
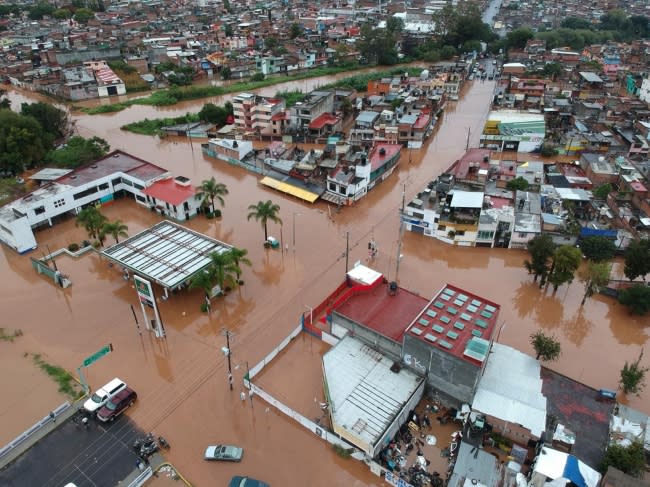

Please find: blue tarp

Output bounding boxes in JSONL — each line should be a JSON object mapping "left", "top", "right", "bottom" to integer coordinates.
{"left": 563, "top": 455, "right": 587, "bottom": 487}
{"left": 579, "top": 227, "right": 618, "bottom": 239}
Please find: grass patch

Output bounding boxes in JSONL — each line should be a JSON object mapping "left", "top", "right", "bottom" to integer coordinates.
{"left": 0, "top": 178, "right": 26, "bottom": 206}
{"left": 0, "top": 328, "right": 23, "bottom": 342}
{"left": 322, "top": 66, "right": 424, "bottom": 92}
{"left": 81, "top": 62, "right": 421, "bottom": 114}
{"left": 31, "top": 353, "right": 84, "bottom": 400}
{"left": 122, "top": 113, "right": 200, "bottom": 135}
{"left": 275, "top": 89, "right": 306, "bottom": 107}
{"left": 332, "top": 443, "right": 353, "bottom": 458}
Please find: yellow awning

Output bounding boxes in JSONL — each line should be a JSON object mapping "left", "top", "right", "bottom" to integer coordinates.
{"left": 259, "top": 177, "right": 320, "bottom": 203}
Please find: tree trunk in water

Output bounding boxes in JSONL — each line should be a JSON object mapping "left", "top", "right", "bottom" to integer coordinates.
{"left": 536, "top": 352, "right": 541, "bottom": 360}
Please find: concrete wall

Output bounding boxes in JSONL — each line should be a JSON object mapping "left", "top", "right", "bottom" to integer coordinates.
{"left": 55, "top": 48, "right": 122, "bottom": 65}
{"left": 402, "top": 334, "right": 479, "bottom": 405}
{"left": 331, "top": 311, "right": 402, "bottom": 362}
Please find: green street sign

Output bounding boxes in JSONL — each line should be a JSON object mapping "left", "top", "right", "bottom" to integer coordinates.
{"left": 83, "top": 344, "right": 113, "bottom": 367}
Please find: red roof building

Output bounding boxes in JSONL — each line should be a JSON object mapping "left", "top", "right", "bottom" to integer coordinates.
{"left": 142, "top": 177, "right": 202, "bottom": 221}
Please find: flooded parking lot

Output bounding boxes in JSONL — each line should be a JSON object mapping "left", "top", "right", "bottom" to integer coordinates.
{"left": 2, "top": 70, "right": 649, "bottom": 486}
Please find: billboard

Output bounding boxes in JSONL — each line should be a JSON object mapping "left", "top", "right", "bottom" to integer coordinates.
{"left": 134, "top": 275, "right": 165, "bottom": 338}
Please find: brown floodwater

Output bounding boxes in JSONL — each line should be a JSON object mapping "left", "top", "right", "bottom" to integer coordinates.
{"left": 2, "top": 71, "right": 649, "bottom": 486}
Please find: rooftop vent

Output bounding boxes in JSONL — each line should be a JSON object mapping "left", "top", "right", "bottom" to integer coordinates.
{"left": 174, "top": 176, "right": 191, "bottom": 187}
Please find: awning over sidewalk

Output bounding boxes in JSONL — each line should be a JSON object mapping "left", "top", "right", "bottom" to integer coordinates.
{"left": 259, "top": 176, "right": 320, "bottom": 203}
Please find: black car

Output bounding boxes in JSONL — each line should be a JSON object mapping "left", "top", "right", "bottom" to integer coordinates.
{"left": 96, "top": 387, "right": 137, "bottom": 422}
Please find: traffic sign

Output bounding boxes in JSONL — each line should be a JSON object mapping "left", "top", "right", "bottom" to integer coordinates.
{"left": 82, "top": 344, "right": 113, "bottom": 367}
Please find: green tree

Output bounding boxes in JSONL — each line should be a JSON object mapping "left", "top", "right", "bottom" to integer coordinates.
{"left": 542, "top": 62, "right": 562, "bottom": 79}
{"left": 73, "top": 7, "right": 95, "bottom": 23}
{"left": 0, "top": 110, "right": 51, "bottom": 174}
{"left": 530, "top": 330, "right": 561, "bottom": 362}
{"left": 53, "top": 8, "right": 72, "bottom": 19}
{"left": 386, "top": 17, "right": 404, "bottom": 34}
{"left": 209, "top": 250, "right": 240, "bottom": 293}
{"left": 228, "top": 247, "right": 251, "bottom": 282}
{"left": 561, "top": 17, "right": 593, "bottom": 30}
{"left": 506, "top": 177, "right": 529, "bottom": 191}
{"left": 506, "top": 28, "right": 534, "bottom": 49}
{"left": 28, "top": 2, "right": 55, "bottom": 20}
{"left": 593, "top": 183, "right": 613, "bottom": 199}
{"left": 623, "top": 239, "right": 650, "bottom": 281}
{"left": 100, "top": 219, "right": 128, "bottom": 244}
{"left": 223, "top": 24, "right": 233, "bottom": 37}
{"left": 619, "top": 349, "right": 648, "bottom": 396}
{"left": 222, "top": 0, "right": 232, "bottom": 13}
{"left": 579, "top": 236, "right": 616, "bottom": 262}
{"left": 440, "top": 45, "right": 457, "bottom": 60}
{"left": 579, "top": 261, "right": 611, "bottom": 306}
{"left": 618, "top": 284, "right": 650, "bottom": 316}
{"left": 198, "top": 103, "right": 230, "bottom": 125}
{"left": 189, "top": 270, "right": 215, "bottom": 306}
{"left": 341, "top": 98, "right": 353, "bottom": 118}
{"left": 599, "top": 441, "right": 646, "bottom": 477}
{"left": 358, "top": 25, "right": 399, "bottom": 65}
{"left": 195, "top": 177, "right": 228, "bottom": 215}
{"left": 21, "top": 102, "right": 70, "bottom": 140}
{"left": 524, "top": 234, "right": 555, "bottom": 283}
{"left": 265, "top": 37, "right": 278, "bottom": 50}
{"left": 75, "top": 206, "right": 107, "bottom": 241}
{"left": 47, "top": 136, "right": 110, "bottom": 168}
{"left": 221, "top": 66, "right": 232, "bottom": 80}
{"left": 289, "top": 22, "right": 303, "bottom": 39}
{"left": 0, "top": 89, "right": 10, "bottom": 109}
{"left": 547, "top": 245, "right": 582, "bottom": 292}
{"left": 540, "top": 144, "right": 558, "bottom": 157}
{"left": 247, "top": 200, "right": 282, "bottom": 242}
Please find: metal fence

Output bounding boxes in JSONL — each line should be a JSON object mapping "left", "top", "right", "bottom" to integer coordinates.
{"left": 0, "top": 401, "right": 71, "bottom": 465}
{"left": 127, "top": 467, "right": 153, "bottom": 487}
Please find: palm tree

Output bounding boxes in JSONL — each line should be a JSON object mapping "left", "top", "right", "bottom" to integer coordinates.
{"left": 210, "top": 250, "right": 240, "bottom": 293}
{"left": 75, "top": 206, "right": 107, "bottom": 241}
{"left": 101, "top": 220, "right": 129, "bottom": 244}
{"left": 189, "top": 270, "right": 215, "bottom": 310}
{"left": 247, "top": 200, "right": 282, "bottom": 242}
{"left": 195, "top": 177, "right": 228, "bottom": 215}
{"left": 228, "top": 247, "right": 252, "bottom": 282}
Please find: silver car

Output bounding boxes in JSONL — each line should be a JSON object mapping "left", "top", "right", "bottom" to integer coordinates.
{"left": 204, "top": 444, "right": 243, "bottom": 462}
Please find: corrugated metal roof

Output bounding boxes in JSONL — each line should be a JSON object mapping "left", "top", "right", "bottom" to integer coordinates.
{"left": 101, "top": 220, "right": 232, "bottom": 289}
{"left": 472, "top": 343, "right": 547, "bottom": 437}
{"left": 323, "top": 336, "right": 424, "bottom": 452}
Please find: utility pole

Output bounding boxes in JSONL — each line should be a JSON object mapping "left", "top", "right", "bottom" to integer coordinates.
{"left": 223, "top": 330, "right": 233, "bottom": 391}
{"left": 345, "top": 231, "right": 349, "bottom": 274}
{"left": 395, "top": 185, "right": 406, "bottom": 283}
{"left": 465, "top": 126, "right": 471, "bottom": 150}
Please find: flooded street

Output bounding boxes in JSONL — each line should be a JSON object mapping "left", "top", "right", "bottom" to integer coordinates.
{"left": 2, "top": 70, "right": 649, "bottom": 486}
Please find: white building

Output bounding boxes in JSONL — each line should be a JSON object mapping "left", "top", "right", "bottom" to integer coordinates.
{"left": 0, "top": 151, "right": 169, "bottom": 253}
{"left": 639, "top": 77, "right": 650, "bottom": 104}
{"left": 509, "top": 191, "right": 542, "bottom": 249}
{"left": 142, "top": 176, "right": 202, "bottom": 221}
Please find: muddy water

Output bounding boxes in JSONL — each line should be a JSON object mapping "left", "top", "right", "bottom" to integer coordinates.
{"left": 2, "top": 72, "right": 649, "bottom": 486}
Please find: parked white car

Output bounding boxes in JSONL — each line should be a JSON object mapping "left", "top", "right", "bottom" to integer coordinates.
{"left": 83, "top": 378, "right": 126, "bottom": 414}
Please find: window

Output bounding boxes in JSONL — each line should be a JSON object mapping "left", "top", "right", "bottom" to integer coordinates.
{"left": 328, "top": 182, "right": 337, "bottom": 191}
{"left": 165, "top": 202, "right": 170, "bottom": 210}
{"left": 53, "top": 199, "right": 65, "bottom": 208}
{"left": 412, "top": 212, "right": 424, "bottom": 219}
{"left": 135, "top": 195, "right": 145, "bottom": 202}
{"left": 111, "top": 177, "right": 121, "bottom": 187}
{"left": 518, "top": 232, "right": 527, "bottom": 238}
{"left": 438, "top": 225, "right": 446, "bottom": 231}
{"left": 183, "top": 202, "right": 190, "bottom": 211}
{"left": 73, "top": 187, "right": 98, "bottom": 200}
{"left": 34, "top": 206, "right": 45, "bottom": 215}
{"left": 478, "top": 231, "right": 494, "bottom": 239}
{"left": 133, "top": 183, "right": 144, "bottom": 190}
{"left": 456, "top": 230, "right": 465, "bottom": 236}
{"left": 98, "top": 182, "right": 109, "bottom": 191}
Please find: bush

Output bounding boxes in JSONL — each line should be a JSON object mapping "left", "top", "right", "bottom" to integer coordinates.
{"left": 214, "top": 209, "right": 222, "bottom": 218}
{"left": 68, "top": 243, "right": 80, "bottom": 252}
{"left": 251, "top": 72, "right": 265, "bottom": 82}
{"left": 332, "top": 443, "right": 353, "bottom": 458}
{"left": 82, "top": 240, "right": 91, "bottom": 247}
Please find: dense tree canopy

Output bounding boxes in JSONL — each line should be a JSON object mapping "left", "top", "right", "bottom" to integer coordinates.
{"left": 623, "top": 239, "right": 650, "bottom": 281}
{"left": 618, "top": 284, "right": 650, "bottom": 316}
{"left": 0, "top": 110, "right": 50, "bottom": 174}
{"left": 579, "top": 236, "right": 616, "bottom": 262}
{"left": 599, "top": 441, "right": 646, "bottom": 477}
{"left": 358, "top": 25, "right": 400, "bottom": 65}
{"left": 46, "top": 136, "right": 110, "bottom": 168}
{"left": 21, "top": 102, "right": 70, "bottom": 141}
{"left": 198, "top": 102, "right": 233, "bottom": 125}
